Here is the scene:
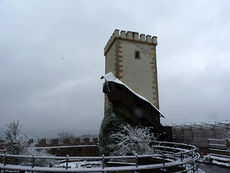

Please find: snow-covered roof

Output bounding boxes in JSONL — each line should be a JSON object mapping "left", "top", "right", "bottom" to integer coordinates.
{"left": 101, "top": 72, "right": 164, "bottom": 118}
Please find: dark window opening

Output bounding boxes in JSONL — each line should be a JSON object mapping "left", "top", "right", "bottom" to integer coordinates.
{"left": 135, "top": 51, "right": 140, "bottom": 59}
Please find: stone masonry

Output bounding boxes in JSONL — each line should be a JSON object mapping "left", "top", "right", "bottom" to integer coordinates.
{"left": 104, "top": 29, "right": 159, "bottom": 110}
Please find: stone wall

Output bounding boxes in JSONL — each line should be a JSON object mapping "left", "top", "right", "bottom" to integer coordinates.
{"left": 48, "top": 145, "right": 99, "bottom": 156}
{"left": 172, "top": 121, "right": 230, "bottom": 148}
{"left": 0, "top": 137, "right": 98, "bottom": 147}
{"left": 119, "top": 40, "right": 159, "bottom": 108}
{"left": 35, "top": 137, "right": 98, "bottom": 147}
{"left": 0, "top": 137, "right": 99, "bottom": 156}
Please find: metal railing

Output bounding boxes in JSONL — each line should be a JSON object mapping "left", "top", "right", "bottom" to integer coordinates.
{"left": 208, "top": 138, "right": 230, "bottom": 156}
{"left": 0, "top": 141, "right": 200, "bottom": 172}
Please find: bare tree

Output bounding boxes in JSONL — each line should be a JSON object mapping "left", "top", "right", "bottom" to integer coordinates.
{"left": 4, "top": 120, "right": 27, "bottom": 155}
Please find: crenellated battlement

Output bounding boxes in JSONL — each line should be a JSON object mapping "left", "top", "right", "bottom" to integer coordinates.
{"left": 104, "top": 29, "right": 157, "bottom": 55}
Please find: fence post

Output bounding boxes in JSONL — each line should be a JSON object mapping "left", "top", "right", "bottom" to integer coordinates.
{"left": 135, "top": 154, "right": 138, "bottom": 168}
{"left": 32, "top": 155, "right": 35, "bottom": 168}
{"left": 180, "top": 152, "right": 183, "bottom": 162}
{"left": 66, "top": 155, "right": 69, "bottom": 169}
{"left": 102, "top": 154, "right": 104, "bottom": 169}
{"left": 4, "top": 153, "right": 7, "bottom": 166}
{"left": 192, "top": 162, "right": 195, "bottom": 173}
{"left": 162, "top": 153, "right": 165, "bottom": 166}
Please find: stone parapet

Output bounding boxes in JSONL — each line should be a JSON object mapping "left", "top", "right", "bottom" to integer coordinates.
{"left": 36, "top": 137, "right": 99, "bottom": 147}
{"left": 104, "top": 29, "right": 157, "bottom": 55}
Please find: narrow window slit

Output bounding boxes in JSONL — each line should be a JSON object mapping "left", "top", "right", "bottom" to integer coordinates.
{"left": 135, "top": 51, "right": 140, "bottom": 59}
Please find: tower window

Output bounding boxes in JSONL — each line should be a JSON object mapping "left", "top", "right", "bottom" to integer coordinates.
{"left": 135, "top": 51, "right": 140, "bottom": 59}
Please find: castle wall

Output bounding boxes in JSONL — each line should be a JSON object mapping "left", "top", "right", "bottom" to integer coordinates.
{"left": 35, "top": 137, "right": 98, "bottom": 147}
{"left": 105, "top": 40, "right": 116, "bottom": 75}
{"left": 172, "top": 122, "right": 230, "bottom": 148}
{"left": 119, "top": 41, "right": 159, "bottom": 108}
{"left": 105, "top": 39, "right": 117, "bottom": 110}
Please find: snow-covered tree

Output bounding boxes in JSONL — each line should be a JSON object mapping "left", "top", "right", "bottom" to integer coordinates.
{"left": 21, "top": 144, "right": 53, "bottom": 167}
{"left": 4, "top": 120, "right": 54, "bottom": 166}
{"left": 4, "top": 120, "right": 27, "bottom": 155}
{"left": 109, "top": 124, "right": 156, "bottom": 156}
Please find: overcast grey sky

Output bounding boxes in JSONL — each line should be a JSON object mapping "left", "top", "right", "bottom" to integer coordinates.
{"left": 0, "top": 0, "right": 230, "bottom": 134}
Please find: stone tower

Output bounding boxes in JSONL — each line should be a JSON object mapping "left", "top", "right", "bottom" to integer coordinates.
{"left": 104, "top": 29, "right": 159, "bottom": 110}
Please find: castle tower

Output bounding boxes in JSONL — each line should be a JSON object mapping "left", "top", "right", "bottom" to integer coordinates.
{"left": 104, "top": 29, "right": 159, "bottom": 110}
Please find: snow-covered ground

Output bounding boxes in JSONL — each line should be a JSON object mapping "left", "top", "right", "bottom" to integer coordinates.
{"left": 199, "top": 163, "right": 230, "bottom": 173}
{"left": 56, "top": 160, "right": 102, "bottom": 169}
{"left": 197, "top": 168, "right": 206, "bottom": 173}
{"left": 55, "top": 160, "right": 206, "bottom": 173}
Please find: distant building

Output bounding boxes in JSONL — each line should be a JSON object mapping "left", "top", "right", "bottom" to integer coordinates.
{"left": 104, "top": 29, "right": 159, "bottom": 110}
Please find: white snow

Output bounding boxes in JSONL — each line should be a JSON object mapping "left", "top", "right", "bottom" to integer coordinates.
{"left": 109, "top": 124, "right": 156, "bottom": 155}
{"left": 200, "top": 154, "right": 230, "bottom": 167}
{"left": 101, "top": 72, "right": 164, "bottom": 117}
{"left": 197, "top": 168, "right": 206, "bottom": 173}
{"left": 209, "top": 143, "right": 226, "bottom": 147}
{"left": 212, "top": 160, "right": 230, "bottom": 167}
{"left": 57, "top": 160, "right": 101, "bottom": 169}
{"left": 208, "top": 138, "right": 225, "bottom": 142}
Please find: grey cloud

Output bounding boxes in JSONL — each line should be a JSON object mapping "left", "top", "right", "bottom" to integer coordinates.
{"left": 0, "top": 0, "right": 230, "bottom": 135}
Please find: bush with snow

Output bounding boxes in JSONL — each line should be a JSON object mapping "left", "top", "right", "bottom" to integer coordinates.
{"left": 4, "top": 120, "right": 27, "bottom": 155}
{"left": 21, "top": 144, "right": 53, "bottom": 167}
{"left": 4, "top": 120, "right": 53, "bottom": 166}
{"left": 109, "top": 124, "right": 156, "bottom": 156}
